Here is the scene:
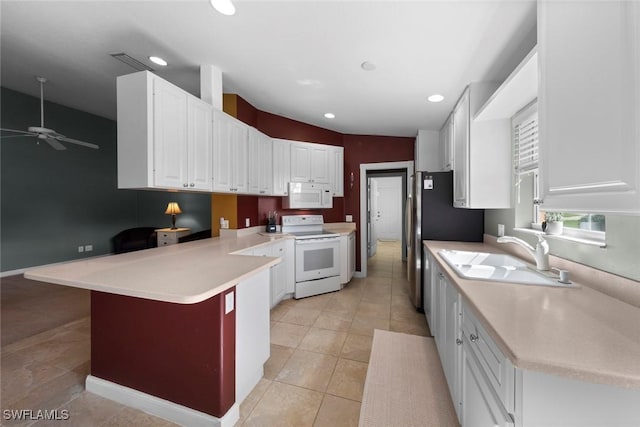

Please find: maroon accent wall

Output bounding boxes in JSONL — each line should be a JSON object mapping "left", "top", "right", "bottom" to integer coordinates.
{"left": 227, "top": 94, "right": 414, "bottom": 270}
{"left": 91, "top": 289, "right": 236, "bottom": 418}
{"left": 343, "top": 134, "right": 414, "bottom": 270}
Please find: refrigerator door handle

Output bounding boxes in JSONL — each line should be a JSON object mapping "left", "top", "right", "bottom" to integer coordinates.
{"left": 405, "top": 195, "right": 412, "bottom": 248}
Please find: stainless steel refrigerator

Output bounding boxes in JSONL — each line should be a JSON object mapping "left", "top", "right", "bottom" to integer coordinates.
{"left": 406, "top": 171, "right": 484, "bottom": 311}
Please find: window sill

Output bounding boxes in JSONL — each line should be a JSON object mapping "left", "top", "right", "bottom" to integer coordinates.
{"left": 513, "top": 227, "right": 607, "bottom": 248}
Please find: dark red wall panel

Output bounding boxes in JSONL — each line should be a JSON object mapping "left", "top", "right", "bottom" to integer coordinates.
{"left": 91, "top": 289, "right": 236, "bottom": 418}
{"left": 256, "top": 111, "right": 342, "bottom": 146}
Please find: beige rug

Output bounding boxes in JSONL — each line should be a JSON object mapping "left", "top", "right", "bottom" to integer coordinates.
{"left": 359, "top": 330, "right": 459, "bottom": 427}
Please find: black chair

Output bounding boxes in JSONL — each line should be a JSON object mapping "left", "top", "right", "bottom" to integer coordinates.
{"left": 178, "top": 229, "right": 212, "bottom": 243}
{"left": 112, "top": 227, "right": 158, "bottom": 254}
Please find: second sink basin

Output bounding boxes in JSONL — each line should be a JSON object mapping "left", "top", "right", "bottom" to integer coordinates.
{"left": 438, "top": 250, "right": 569, "bottom": 287}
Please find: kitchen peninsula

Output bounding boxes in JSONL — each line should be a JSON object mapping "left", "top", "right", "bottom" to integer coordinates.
{"left": 24, "top": 233, "right": 287, "bottom": 427}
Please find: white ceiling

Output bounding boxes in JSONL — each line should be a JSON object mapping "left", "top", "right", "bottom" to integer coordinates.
{"left": 1, "top": 0, "right": 537, "bottom": 137}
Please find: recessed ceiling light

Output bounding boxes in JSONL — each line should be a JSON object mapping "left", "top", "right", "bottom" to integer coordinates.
{"left": 210, "top": 0, "right": 236, "bottom": 15}
{"left": 361, "top": 61, "right": 376, "bottom": 71}
{"left": 324, "top": 113, "right": 335, "bottom": 119}
{"left": 428, "top": 94, "right": 445, "bottom": 103}
{"left": 149, "top": 56, "right": 168, "bottom": 66}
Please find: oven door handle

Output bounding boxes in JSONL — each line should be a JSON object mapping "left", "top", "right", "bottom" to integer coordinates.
{"left": 295, "top": 237, "right": 340, "bottom": 245}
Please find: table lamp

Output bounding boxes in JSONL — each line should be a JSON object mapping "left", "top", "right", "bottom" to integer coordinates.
{"left": 165, "top": 202, "right": 182, "bottom": 229}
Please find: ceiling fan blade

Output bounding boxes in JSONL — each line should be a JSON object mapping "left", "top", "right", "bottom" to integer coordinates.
{"left": 0, "top": 128, "right": 37, "bottom": 137}
{"left": 44, "top": 137, "right": 67, "bottom": 151}
{"left": 57, "top": 136, "right": 100, "bottom": 150}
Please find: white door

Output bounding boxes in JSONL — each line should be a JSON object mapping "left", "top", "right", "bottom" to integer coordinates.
{"left": 187, "top": 98, "right": 212, "bottom": 191}
{"left": 368, "top": 178, "right": 379, "bottom": 257}
{"left": 373, "top": 177, "right": 402, "bottom": 241}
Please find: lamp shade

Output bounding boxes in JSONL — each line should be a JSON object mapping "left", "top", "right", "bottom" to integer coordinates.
{"left": 165, "top": 202, "right": 182, "bottom": 215}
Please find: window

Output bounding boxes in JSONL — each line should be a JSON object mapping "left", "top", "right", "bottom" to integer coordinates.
{"left": 512, "top": 102, "right": 605, "bottom": 245}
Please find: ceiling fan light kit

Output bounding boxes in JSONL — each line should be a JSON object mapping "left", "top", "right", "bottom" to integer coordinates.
{"left": 0, "top": 76, "right": 99, "bottom": 151}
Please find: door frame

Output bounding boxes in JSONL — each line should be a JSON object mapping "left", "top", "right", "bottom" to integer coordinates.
{"left": 359, "top": 161, "right": 414, "bottom": 278}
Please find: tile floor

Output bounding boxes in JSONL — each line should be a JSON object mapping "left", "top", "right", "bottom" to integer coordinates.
{"left": 1, "top": 241, "right": 430, "bottom": 426}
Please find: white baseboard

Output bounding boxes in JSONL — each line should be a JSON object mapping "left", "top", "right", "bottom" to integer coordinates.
{"left": 85, "top": 375, "right": 239, "bottom": 427}
{"left": 353, "top": 271, "right": 365, "bottom": 278}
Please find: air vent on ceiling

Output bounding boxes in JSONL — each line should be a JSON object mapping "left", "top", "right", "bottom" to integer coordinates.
{"left": 110, "top": 53, "right": 154, "bottom": 72}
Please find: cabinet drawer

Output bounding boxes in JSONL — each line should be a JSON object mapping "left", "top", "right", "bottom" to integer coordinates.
{"left": 462, "top": 302, "right": 514, "bottom": 412}
{"left": 158, "top": 232, "right": 179, "bottom": 243}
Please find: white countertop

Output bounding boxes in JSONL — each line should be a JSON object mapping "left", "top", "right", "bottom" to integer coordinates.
{"left": 424, "top": 240, "right": 640, "bottom": 389}
{"left": 25, "top": 233, "right": 288, "bottom": 304}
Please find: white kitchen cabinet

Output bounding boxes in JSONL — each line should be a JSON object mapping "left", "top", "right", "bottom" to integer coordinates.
{"left": 339, "top": 231, "right": 355, "bottom": 284}
{"left": 272, "top": 138, "right": 292, "bottom": 196}
{"left": 415, "top": 129, "right": 440, "bottom": 172}
{"left": 461, "top": 339, "right": 514, "bottom": 427}
{"left": 212, "top": 109, "right": 248, "bottom": 193}
{"left": 116, "top": 71, "right": 212, "bottom": 191}
{"left": 328, "top": 145, "right": 344, "bottom": 197}
{"left": 270, "top": 240, "right": 287, "bottom": 306}
{"left": 290, "top": 141, "right": 331, "bottom": 184}
{"left": 538, "top": 1, "right": 640, "bottom": 214}
{"left": 247, "top": 127, "right": 273, "bottom": 195}
{"left": 452, "top": 83, "right": 511, "bottom": 208}
{"left": 439, "top": 114, "right": 454, "bottom": 172}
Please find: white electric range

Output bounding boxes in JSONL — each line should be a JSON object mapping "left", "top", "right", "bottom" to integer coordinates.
{"left": 281, "top": 215, "right": 342, "bottom": 298}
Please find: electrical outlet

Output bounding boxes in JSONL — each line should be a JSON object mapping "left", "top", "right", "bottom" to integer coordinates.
{"left": 245, "top": 218, "right": 250, "bottom": 227}
{"left": 498, "top": 224, "right": 505, "bottom": 237}
{"left": 85, "top": 245, "right": 93, "bottom": 252}
{"left": 78, "top": 246, "right": 84, "bottom": 253}
{"left": 346, "top": 215, "right": 353, "bottom": 222}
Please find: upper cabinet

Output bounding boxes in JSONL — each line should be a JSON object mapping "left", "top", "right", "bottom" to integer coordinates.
{"left": 272, "top": 139, "right": 291, "bottom": 196}
{"left": 247, "top": 127, "right": 273, "bottom": 195}
{"left": 117, "top": 71, "right": 212, "bottom": 191}
{"left": 415, "top": 130, "right": 441, "bottom": 172}
{"left": 538, "top": 1, "right": 640, "bottom": 214}
{"left": 212, "top": 109, "right": 248, "bottom": 193}
{"left": 452, "top": 83, "right": 512, "bottom": 209}
{"left": 290, "top": 142, "right": 331, "bottom": 183}
{"left": 439, "top": 114, "right": 454, "bottom": 172}
{"left": 328, "top": 145, "right": 344, "bottom": 197}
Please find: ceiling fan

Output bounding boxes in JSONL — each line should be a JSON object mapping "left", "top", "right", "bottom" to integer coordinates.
{"left": 0, "top": 76, "right": 99, "bottom": 150}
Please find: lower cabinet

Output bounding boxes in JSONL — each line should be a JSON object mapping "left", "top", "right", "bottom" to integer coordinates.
{"left": 340, "top": 231, "right": 356, "bottom": 284}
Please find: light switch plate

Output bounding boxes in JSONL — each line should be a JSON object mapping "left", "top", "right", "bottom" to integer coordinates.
{"left": 245, "top": 218, "right": 250, "bottom": 227}
{"left": 225, "top": 291, "right": 234, "bottom": 314}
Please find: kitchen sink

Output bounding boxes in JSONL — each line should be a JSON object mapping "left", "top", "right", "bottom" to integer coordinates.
{"left": 438, "top": 250, "right": 572, "bottom": 287}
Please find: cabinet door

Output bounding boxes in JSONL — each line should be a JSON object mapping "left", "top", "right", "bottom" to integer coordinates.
{"left": 329, "top": 146, "right": 344, "bottom": 197}
{"left": 247, "top": 128, "right": 262, "bottom": 194}
{"left": 270, "top": 241, "right": 287, "bottom": 307}
{"left": 273, "top": 139, "right": 291, "bottom": 195}
{"left": 348, "top": 232, "right": 355, "bottom": 280}
{"left": 443, "top": 278, "right": 462, "bottom": 418}
{"left": 290, "top": 143, "right": 312, "bottom": 182}
{"left": 461, "top": 339, "right": 514, "bottom": 427}
{"left": 538, "top": 1, "right": 640, "bottom": 214}
{"left": 187, "top": 98, "right": 212, "bottom": 191}
{"left": 212, "top": 109, "right": 233, "bottom": 192}
{"left": 440, "top": 114, "right": 454, "bottom": 172}
{"left": 259, "top": 132, "right": 273, "bottom": 194}
{"left": 153, "top": 77, "right": 188, "bottom": 189}
{"left": 310, "top": 145, "right": 330, "bottom": 183}
{"left": 230, "top": 118, "right": 248, "bottom": 193}
{"left": 452, "top": 89, "right": 469, "bottom": 207}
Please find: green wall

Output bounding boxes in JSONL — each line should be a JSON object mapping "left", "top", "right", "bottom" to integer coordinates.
{"left": 1, "top": 87, "right": 211, "bottom": 272}
{"left": 485, "top": 208, "right": 640, "bottom": 282}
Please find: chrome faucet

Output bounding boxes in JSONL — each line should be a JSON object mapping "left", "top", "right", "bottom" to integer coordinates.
{"left": 496, "top": 234, "right": 550, "bottom": 271}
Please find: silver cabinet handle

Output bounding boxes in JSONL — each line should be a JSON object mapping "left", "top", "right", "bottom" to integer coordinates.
{"left": 456, "top": 338, "right": 463, "bottom": 345}
{"left": 438, "top": 272, "right": 445, "bottom": 278}
{"left": 190, "top": 183, "right": 195, "bottom": 187}
{"left": 183, "top": 183, "right": 188, "bottom": 187}
{"left": 470, "top": 334, "right": 479, "bottom": 343}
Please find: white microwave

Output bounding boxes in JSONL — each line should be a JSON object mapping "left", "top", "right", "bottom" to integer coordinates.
{"left": 283, "top": 182, "right": 333, "bottom": 209}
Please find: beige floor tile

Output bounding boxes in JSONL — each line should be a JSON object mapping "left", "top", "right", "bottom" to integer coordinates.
{"left": 299, "top": 328, "right": 347, "bottom": 356}
{"left": 326, "top": 359, "right": 368, "bottom": 402}
{"left": 313, "top": 394, "right": 361, "bottom": 427}
{"left": 349, "top": 315, "right": 390, "bottom": 337}
{"left": 390, "top": 304, "right": 425, "bottom": 324}
{"left": 312, "top": 310, "right": 354, "bottom": 332}
{"left": 355, "top": 301, "right": 390, "bottom": 320}
{"left": 279, "top": 307, "right": 322, "bottom": 326}
{"left": 30, "top": 391, "right": 124, "bottom": 427}
{"left": 264, "top": 344, "right": 295, "bottom": 380}
{"left": 100, "top": 406, "right": 179, "bottom": 426}
{"left": 270, "top": 302, "right": 291, "bottom": 321}
{"left": 390, "top": 319, "right": 431, "bottom": 337}
{"left": 1, "top": 352, "right": 68, "bottom": 404}
{"left": 239, "top": 378, "right": 272, "bottom": 422}
{"left": 360, "top": 292, "right": 391, "bottom": 305}
{"left": 270, "top": 322, "right": 310, "bottom": 348}
{"left": 275, "top": 349, "right": 337, "bottom": 392}
{"left": 243, "top": 381, "right": 323, "bottom": 427}
{"left": 291, "top": 293, "right": 333, "bottom": 310}
{"left": 340, "top": 334, "right": 373, "bottom": 363}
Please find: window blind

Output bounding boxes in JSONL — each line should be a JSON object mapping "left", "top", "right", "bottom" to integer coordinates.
{"left": 514, "top": 111, "right": 538, "bottom": 174}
